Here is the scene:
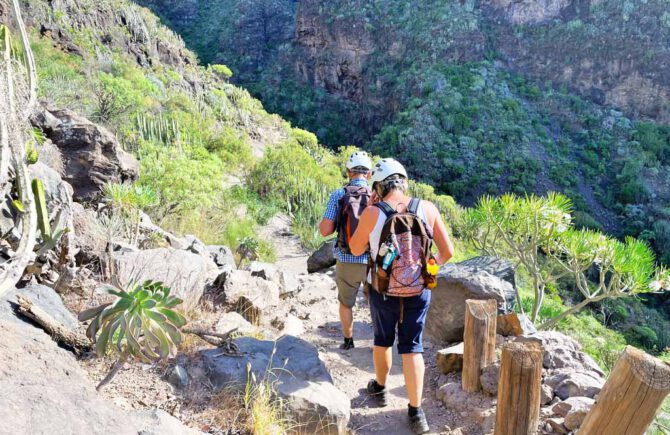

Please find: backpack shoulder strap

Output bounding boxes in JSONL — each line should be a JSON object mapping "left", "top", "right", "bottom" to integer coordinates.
{"left": 407, "top": 198, "right": 420, "bottom": 215}
{"left": 374, "top": 201, "right": 396, "bottom": 219}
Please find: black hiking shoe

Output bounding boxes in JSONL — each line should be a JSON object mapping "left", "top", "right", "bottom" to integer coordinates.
{"left": 366, "top": 379, "right": 388, "bottom": 407}
{"left": 339, "top": 337, "right": 354, "bottom": 350}
{"left": 408, "top": 406, "right": 430, "bottom": 434}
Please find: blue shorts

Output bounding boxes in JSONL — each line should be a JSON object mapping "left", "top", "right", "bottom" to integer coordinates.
{"left": 369, "top": 289, "right": 432, "bottom": 354}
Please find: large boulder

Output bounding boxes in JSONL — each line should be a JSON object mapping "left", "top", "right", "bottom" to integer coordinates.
{"left": 0, "top": 284, "right": 77, "bottom": 329}
{"left": 217, "top": 269, "right": 280, "bottom": 324}
{"left": 307, "top": 240, "right": 336, "bottom": 273}
{"left": 532, "top": 331, "right": 605, "bottom": 376}
{"left": 424, "top": 256, "right": 517, "bottom": 343}
{"left": 202, "top": 336, "right": 350, "bottom": 434}
{"left": 552, "top": 396, "right": 594, "bottom": 418}
{"left": 114, "top": 248, "right": 219, "bottom": 309}
{"left": 32, "top": 106, "right": 139, "bottom": 202}
{"left": 544, "top": 370, "right": 604, "bottom": 400}
{"left": 207, "top": 245, "right": 236, "bottom": 268}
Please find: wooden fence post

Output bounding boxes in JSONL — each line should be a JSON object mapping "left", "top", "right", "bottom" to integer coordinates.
{"left": 494, "top": 341, "right": 543, "bottom": 435}
{"left": 579, "top": 346, "right": 670, "bottom": 435}
{"left": 462, "top": 299, "right": 497, "bottom": 392}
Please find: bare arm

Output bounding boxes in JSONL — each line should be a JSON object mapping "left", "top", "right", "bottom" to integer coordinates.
{"left": 319, "top": 218, "right": 336, "bottom": 237}
{"left": 349, "top": 206, "right": 379, "bottom": 257}
{"left": 425, "top": 201, "right": 454, "bottom": 265}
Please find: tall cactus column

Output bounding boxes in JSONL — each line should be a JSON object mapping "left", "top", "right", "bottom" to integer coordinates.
{"left": 579, "top": 346, "right": 670, "bottom": 435}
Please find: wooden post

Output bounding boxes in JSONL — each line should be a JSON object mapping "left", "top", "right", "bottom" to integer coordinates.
{"left": 462, "top": 299, "right": 497, "bottom": 392}
{"left": 579, "top": 346, "right": 670, "bottom": 435}
{"left": 494, "top": 341, "right": 543, "bottom": 435}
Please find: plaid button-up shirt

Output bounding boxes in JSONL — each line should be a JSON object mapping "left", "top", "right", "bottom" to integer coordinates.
{"left": 323, "top": 179, "right": 370, "bottom": 264}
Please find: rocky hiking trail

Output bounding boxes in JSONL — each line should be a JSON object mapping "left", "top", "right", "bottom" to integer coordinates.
{"left": 263, "top": 216, "right": 487, "bottom": 435}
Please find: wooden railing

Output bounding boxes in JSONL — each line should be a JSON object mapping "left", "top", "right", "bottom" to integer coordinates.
{"left": 457, "top": 299, "right": 670, "bottom": 435}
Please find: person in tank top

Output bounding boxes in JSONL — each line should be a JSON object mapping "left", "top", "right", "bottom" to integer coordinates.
{"left": 349, "top": 158, "right": 454, "bottom": 434}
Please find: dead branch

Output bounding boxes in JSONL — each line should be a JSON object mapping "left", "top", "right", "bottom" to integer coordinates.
{"left": 16, "top": 294, "right": 91, "bottom": 355}
{"left": 182, "top": 326, "right": 240, "bottom": 355}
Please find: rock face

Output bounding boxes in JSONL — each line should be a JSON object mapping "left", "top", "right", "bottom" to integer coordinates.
{"left": 32, "top": 106, "right": 139, "bottom": 202}
{"left": 424, "top": 256, "right": 517, "bottom": 343}
{"left": 294, "top": 0, "right": 375, "bottom": 103}
{"left": 114, "top": 247, "right": 219, "bottom": 309}
{"left": 0, "top": 285, "right": 199, "bottom": 435}
{"left": 484, "top": 0, "right": 572, "bottom": 25}
{"left": 307, "top": 240, "right": 336, "bottom": 273}
{"left": 202, "top": 336, "right": 350, "bottom": 434}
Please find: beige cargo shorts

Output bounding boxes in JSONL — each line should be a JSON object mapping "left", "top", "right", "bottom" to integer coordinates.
{"left": 335, "top": 261, "right": 368, "bottom": 308}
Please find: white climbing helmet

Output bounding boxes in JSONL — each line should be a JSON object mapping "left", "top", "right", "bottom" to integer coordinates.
{"left": 346, "top": 151, "right": 372, "bottom": 172}
{"left": 371, "top": 158, "right": 408, "bottom": 184}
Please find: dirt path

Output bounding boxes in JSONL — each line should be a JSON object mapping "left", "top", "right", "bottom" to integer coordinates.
{"left": 264, "top": 216, "right": 476, "bottom": 435}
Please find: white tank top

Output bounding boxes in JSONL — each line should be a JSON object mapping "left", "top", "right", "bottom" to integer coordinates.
{"left": 368, "top": 200, "right": 431, "bottom": 282}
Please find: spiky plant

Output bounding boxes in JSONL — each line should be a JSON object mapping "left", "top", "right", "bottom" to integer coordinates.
{"left": 103, "top": 182, "right": 158, "bottom": 245}
{"left": 78, "top": 280, "right": 186, "bottom": 391}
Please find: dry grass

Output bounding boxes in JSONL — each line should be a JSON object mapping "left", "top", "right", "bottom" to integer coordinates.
{"left": 194, "top": 371, "right": 295, "bottom": 435}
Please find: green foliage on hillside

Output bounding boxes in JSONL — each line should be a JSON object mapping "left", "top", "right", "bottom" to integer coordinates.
{"left": 140, "top": 0, "right": 670, "bottom": 270}
{"left": 29, "top": 0, "right": 291, "bottom": 259}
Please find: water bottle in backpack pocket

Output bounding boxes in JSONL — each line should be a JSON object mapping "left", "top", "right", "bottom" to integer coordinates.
{"left": 369, "top": 199, "right": 433, "bottom": 297}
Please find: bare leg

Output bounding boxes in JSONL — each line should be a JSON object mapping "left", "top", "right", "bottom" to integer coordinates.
{"left": 373, "top": 345, "right": 393, "bottom": 385}
{"left": 401, "top": 353, "right": 425, "bottom": 407}
{"left": 339, "top": 303, "right": 354, "bottom": 338}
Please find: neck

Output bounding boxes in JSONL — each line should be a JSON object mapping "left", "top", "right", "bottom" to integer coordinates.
{"left": 350, "top": 175, "right": 366, "bottom": 181}
{"left": 383, "top": 190, "right": 407, "bottom": 203}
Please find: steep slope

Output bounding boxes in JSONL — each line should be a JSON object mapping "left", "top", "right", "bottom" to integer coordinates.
{"left": 1, "top": 0, "right": 313, "bottom": 249}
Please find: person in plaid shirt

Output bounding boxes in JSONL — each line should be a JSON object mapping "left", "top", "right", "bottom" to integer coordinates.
{"left": 319, "top": 151, "right": 373, "bottom": 350}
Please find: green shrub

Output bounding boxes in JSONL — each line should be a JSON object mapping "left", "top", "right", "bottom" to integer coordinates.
{"left": 624, "top": 325, "right": 659, "bottom": 350}
{"left": 210, "top": 64, "right": 233, "bottom": 80}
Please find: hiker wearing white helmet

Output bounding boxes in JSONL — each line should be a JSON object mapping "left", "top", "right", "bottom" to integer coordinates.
{"left": 349, "top": 158, "right": 454, "bottom": 434}
{"left": 319, "top": 151, "right": 373, "bottom": 350}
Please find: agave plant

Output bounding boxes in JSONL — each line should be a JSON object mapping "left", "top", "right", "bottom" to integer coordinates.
{"left": 78, "top": 280, "right": 186, "bottom": 390}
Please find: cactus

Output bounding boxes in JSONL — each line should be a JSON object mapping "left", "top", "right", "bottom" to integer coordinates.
{"left": 11, "top": 199, "right": 25, "bottom": 213}
{"left": 32, "top": 178, "right": 51, "bottom": 240}
{"left": 31, "top": 178, "right": 68, "bottom": 257}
